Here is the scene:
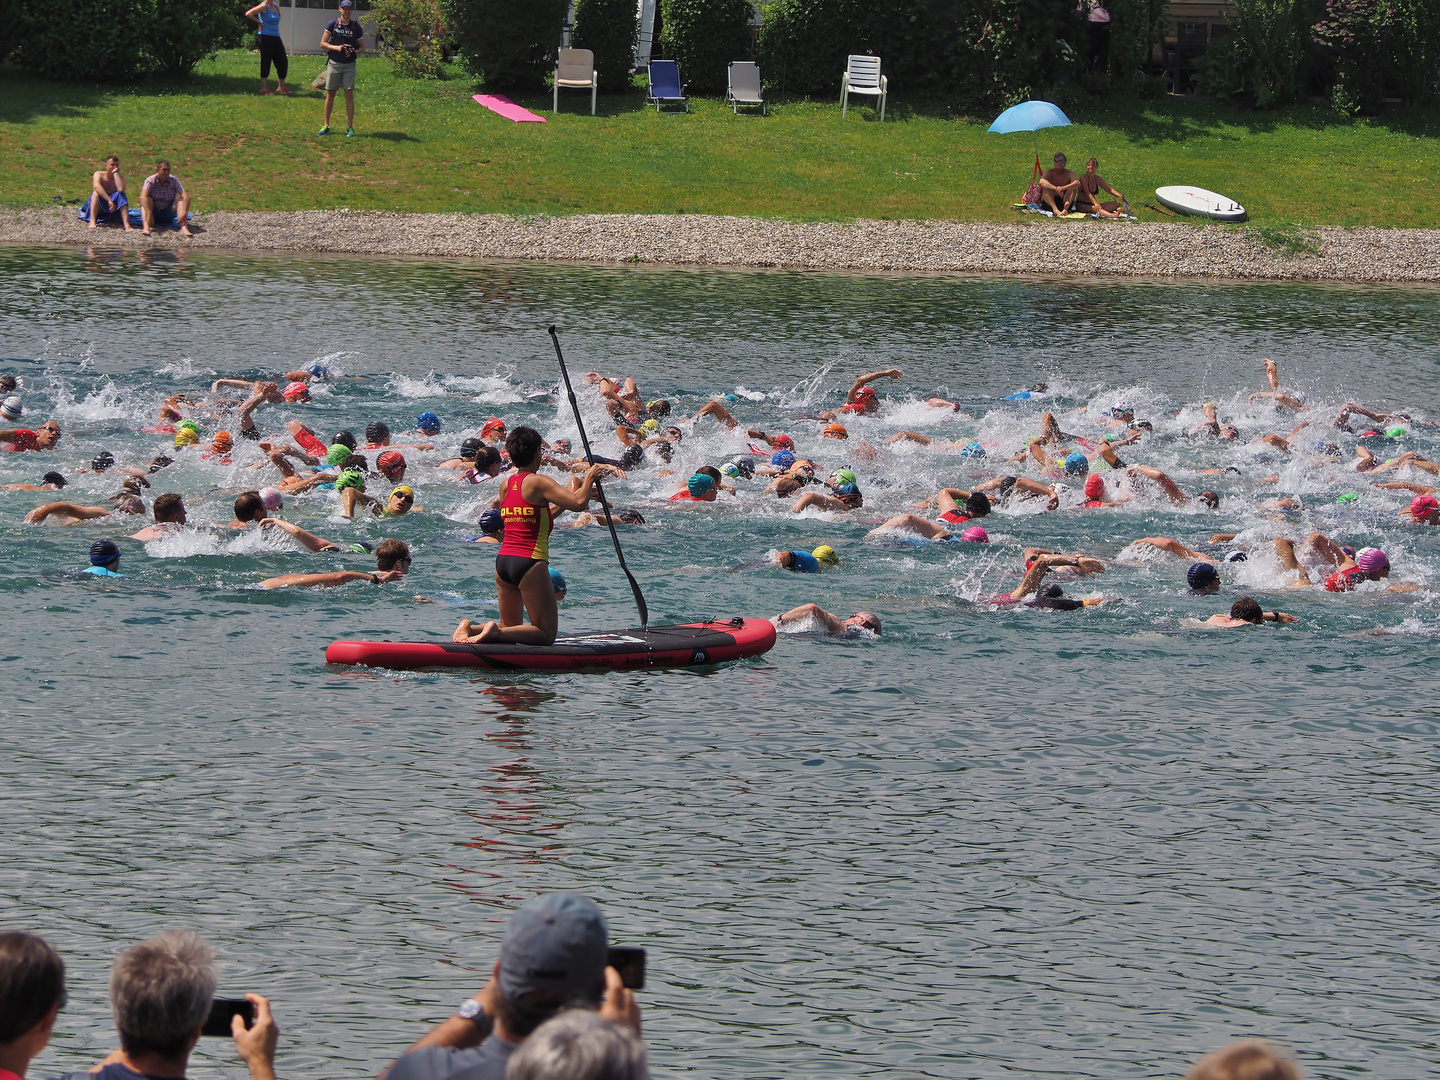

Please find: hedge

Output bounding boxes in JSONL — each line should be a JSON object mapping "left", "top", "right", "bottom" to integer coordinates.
{"left": 573, "top": 0, "right": 640, "bottom": 90}
{"left": 439, "top": 0, "right": 567, "bottom": 89}
{"left": 658, "top": 0, "right": 754, "bottom": 94}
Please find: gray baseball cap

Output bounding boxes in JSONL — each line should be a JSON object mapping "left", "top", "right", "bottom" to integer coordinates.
{"left": 499, "top": 893, "right": 608, "bottom": 1005}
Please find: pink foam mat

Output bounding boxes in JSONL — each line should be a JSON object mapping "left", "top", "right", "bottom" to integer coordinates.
{"left": 472, "top": 94, "right": 546, "bottom": 123}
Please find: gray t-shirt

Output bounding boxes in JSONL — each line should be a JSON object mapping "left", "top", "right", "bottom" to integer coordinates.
{"left": 386, "top": 1036, "right": 516, "bottom": 1080}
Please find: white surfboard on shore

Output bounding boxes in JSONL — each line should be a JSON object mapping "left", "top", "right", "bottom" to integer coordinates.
{"left": 1155, "top": 185, "right": 1247, "bottom": 221}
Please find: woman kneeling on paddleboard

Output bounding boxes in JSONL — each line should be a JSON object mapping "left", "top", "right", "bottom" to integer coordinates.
{"left": 453, "top": 426, "right": 603, "bottom": 646}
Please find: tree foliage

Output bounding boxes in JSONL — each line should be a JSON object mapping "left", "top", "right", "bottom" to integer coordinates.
{"left": 371, "top": 0, "right": 449, "bottom": 78}
{"left": 437, "top": 0, "right": 567, "bottom": 89}
{"left": 573, "top": 0, "right": 640, "bottom": 90}
{"left": 13, "top": 0, "right": 241, "bottom": 81}
{"left": 658, "top": 0, "right": 755, "bottom": 93}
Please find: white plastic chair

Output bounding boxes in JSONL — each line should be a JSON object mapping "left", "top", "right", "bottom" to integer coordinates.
{"left": 840, "top": 54, "right": 886, "bottom": 120}
{"left": 727, "top": 61, "right": 766, "bottom": 115}
{"left": 554, "top": 48, "right": 597, "bottom": 115}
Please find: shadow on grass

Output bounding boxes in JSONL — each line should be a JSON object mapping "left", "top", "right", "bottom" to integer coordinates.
{"left": 366, "top": 131, "right": 420, "bottom": 141}
{"left": 0, "top": 66, "right": 109, "bottom": 123}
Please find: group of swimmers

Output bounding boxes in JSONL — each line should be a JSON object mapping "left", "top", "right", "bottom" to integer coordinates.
{"left": 2, "top": 354, "right": 1434, "bottom": 643}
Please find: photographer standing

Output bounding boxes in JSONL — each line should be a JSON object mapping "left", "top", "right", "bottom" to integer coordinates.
{"left": 318, "top": 0, "right": 363, "bottom": 137}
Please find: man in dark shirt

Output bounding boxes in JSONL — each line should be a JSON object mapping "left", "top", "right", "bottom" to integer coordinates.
{"left": 318, "top": 0, "right": 364, "bottom": 136}
{"left": 384, "top": 894, "right": 642, "bottom": 1080}
{"left": 1038, "top": 152, "right": 1080, "bottom": 215}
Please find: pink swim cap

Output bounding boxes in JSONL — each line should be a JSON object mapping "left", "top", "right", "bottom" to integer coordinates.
{"left": 1356, "top": 547, "right": 1389, "bottom": 574}
{"left": 961, "top": 526, "right": 989, "bottom": 543}
{"left": 259, "top": 486, "right": 283, "bottom": 511}
{"left": 282, "top": 381, "right": 308, "bottom": 401}
{"left": 1083, "top": 473, "right": 1104, "bottom": 499}
{"left": 1411, "top": 494, "right": 1438, "bottom": 519}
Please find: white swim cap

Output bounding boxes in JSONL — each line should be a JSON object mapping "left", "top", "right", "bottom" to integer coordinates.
{"left": 0, "top": 395, "right": 22, "bottom": 421}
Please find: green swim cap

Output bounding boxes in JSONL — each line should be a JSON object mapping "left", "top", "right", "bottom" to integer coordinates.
{"left": 833, "top": 468, "right": 857, "bottom": 486}
{"left": 1337, "top": 492, "right": 1358, "bottom": 504}
{"left": 335, "top": 468, "right": 365, "bottom": 491}
{"left": 1385, "top": 426, "right": 1407, "bottom": 438}
{"left": 326, "top": 443, "right": 352, "bottom": 465}
{"left": 176, "top": 418, "right": 200, "bottom": 434}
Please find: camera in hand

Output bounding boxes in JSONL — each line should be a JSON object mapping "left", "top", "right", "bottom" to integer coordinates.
{"left": 606, "top": 946, "right": 645, "bottom": 990}
{"left": 339, "top": 44, "right": 357, "bottom": 60}
{"left": 201, "top": 998, "right": 254, "bottom": 1037}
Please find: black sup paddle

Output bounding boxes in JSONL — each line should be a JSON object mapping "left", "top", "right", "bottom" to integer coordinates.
{"left": 549, "top": 326, "right": 649, "bottom": 630}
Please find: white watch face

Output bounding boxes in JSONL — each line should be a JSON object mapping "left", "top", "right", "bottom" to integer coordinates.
{"left": 457, "top": 999, "right": 482, "bottom": 1020}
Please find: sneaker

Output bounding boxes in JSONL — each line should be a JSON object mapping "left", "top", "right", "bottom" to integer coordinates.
{"left": 346, "top": 127, "right": 355, "bottom": 137}
{"left": 317, "top": 125, "right": 331, "bottom": 136}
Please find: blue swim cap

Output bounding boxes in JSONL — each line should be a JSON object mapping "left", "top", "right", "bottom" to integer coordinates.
{"left": 307, "top": 362, "right": 327, "bottom": 378}
{"left": 720, "top": 462, "right": 740, "bottom": 479}
{"left": 961, "top": 441, "right": 986, "bottom": 457}
{"left": 416, "top": 411, "right": 441, "bottom": 434}
{"left": 549, "top": 567, "right": 567, "bottom": 596}
{"left": 687, "top": 472, "right": 715, "bottom": 497}
{"left": 1187, "top": 562, "right": 1219, "bottom": 589}
{"left": 89, "top": 538, "right": 120, "bottom": 566}
{"left": 836, "top": 482, "right": 860, "bottom": 497}
{"left": 1064, "top": 451, "right": 1089, "bottom": 476}
{"left": 772, "top": 450, "right": 796, "bottom": 468}
{"left": 724, "top": 393, "right": 739, "bottom": 402}
{"left": 478, "top": 508, "right": 503, "bottom": 536}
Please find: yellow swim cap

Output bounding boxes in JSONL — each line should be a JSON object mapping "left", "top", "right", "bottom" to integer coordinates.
{"left": 812, "top": 545, "right": 840, "bottom": 568}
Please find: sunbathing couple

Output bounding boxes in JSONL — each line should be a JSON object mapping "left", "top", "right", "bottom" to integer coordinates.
{"left": 1038, "top": 153, "right": 1125, "bottom": 218}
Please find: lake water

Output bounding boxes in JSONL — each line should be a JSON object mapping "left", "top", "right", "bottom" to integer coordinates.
{"left": 3, "top": 245, "right": 1439, "bottom": 1080}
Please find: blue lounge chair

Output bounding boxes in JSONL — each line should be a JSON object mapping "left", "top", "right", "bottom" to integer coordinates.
{"left": 647, "top": 60, "right": 689, "bottom": 113}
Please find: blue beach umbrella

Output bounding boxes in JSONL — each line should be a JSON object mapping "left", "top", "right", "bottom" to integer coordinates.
{"left": 987, "top": 100, "right": 1073, "bottom": 180}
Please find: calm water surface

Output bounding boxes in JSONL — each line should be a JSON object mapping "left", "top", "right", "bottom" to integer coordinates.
{"left": 2, "top": 246, "right": 1439, "bottom": 1079}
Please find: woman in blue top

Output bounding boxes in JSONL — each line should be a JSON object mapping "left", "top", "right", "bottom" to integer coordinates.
{"left": 245, "top": 0, "right": 290, "bottom": 94}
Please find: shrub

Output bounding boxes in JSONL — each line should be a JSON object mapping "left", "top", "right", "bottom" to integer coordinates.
{"left": 1229, "top": 0, "right": 1317, "bottom": 106}
{"left": 572, "top": 0, "right": 639, "bottom": 90}
{"left": 438, "top": 0, "right": 567, "bottom": 88}
{"left": 658, "top": 0, "right": 754, "bottom": 93}
{"left": 13, "top": 0, "right": 241, "bottom": 80}
{"left": 758, "top": 0, "right": 1081, "bottom": 107}
{"left": 371, "top": 0, "right": 449, "bottom": 78}
{"left": 145, "top": 0, "right": 245, "bottom": 78}
{"left": 1313, "top": 0, "right": 1439, "bottom": 111}
{"left": 1104, "top": 0, "right": 1169, "bottom": 81}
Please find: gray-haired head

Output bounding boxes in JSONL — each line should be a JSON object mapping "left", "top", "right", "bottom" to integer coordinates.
{"left": 506, "top": 1010, "right": 648, "bottom": 1080}
{"left": 110, "top": 931, "right": 216, "bottom": 1060}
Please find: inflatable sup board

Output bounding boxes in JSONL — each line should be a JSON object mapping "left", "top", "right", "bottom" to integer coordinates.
{"left": 1154, "top": 185, "right": 1247, "bottom": 221}
{"left": 326, "top": 617, "right": 776, "bottom": 672}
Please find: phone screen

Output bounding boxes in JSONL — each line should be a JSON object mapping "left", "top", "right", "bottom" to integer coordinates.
{"left": 201, "top": 998, "right": 255, "bottom": 1037}
{"left": 606, "top": 946, "right": 645, "bottom": 990}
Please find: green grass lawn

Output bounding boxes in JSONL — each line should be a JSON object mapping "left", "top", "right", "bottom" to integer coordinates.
{"left": 3, "top": 49, "right": 1438, "bottom": 226}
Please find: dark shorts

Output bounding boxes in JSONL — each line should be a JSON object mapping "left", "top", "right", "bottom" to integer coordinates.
{"left": 495, "top": 554, "right": 544, "bottom": 586}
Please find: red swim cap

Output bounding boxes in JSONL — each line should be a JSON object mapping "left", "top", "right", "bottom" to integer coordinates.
{"left": 772, "top": 434, "right": 794, "bottom": 450}
{"left": 378, "top": 450, "right": 406, "bottom": 476}
{"left": 282, "top": 381, "right": 309, "bottom": 401}
{"left": 482, "top": 418, "right": 506, "bottom": 437}
{"left": 855, "top": 387, "right": 877, "bottom": 402}
{"left": 1084, "top": 473, "right": 1104, "bottom": 499}
{"left": 1411, "top": 494, "right": 1438, "bottom": 519}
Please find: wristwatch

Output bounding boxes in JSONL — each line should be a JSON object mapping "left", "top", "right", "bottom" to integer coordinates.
{"left": 456, "top": 998, "right": 486, "bottom": 1024}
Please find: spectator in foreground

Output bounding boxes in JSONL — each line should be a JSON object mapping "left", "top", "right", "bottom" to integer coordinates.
{"left": 82, "top": 930, "right": 279, "bottom": 1080}
{"left": 245, "top": 0, "right": 291, "bottom": 94}
{"left": 0, "top": 930, "right": 66, "bottom": 1079}
{"left": 318, "top": 0, "right": 363, "bottom": 137}
{"left": 1186, "top": 1040, "right": 1304, "bottom": 1080}
{"left": 140, "top": 161, "right": 194, "bottom": 237}
{"left": 82, "top": 155, "right": 134, "bottom": 231}
{"left": 384, "top": 893, "right": 641, "bottom": 1080}
{"left": 507, "top": 1010, "right": 648, "bottom": 1080}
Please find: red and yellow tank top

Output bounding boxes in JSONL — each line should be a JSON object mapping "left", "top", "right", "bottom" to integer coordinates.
{"left": 498, "top": 472, "right": 550, "bottom": 561}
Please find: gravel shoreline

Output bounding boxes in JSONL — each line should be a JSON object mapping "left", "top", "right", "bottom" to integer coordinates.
{"left": 3, "top": 206, "right": 1438, "bottom": 281}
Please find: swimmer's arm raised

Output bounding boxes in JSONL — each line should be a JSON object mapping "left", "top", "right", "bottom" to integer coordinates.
{"left": 212, "top": 379, "right": 254, "bottom": 393}
{"left": 846, "top": 368, "right": 902, "bottom": 402}
{"left": 24, "top": 502, "right": 112, "bottom": 524}
{"left": 776, "top": 603, "right": 845, "bottom": 633}
{"left": 260, "top": 517, "right": 337, "bottom": 552}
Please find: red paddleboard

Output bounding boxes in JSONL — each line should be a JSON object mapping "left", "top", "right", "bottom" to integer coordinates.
{"left": 326, "top": 618, "right": 776, "bottom": 672}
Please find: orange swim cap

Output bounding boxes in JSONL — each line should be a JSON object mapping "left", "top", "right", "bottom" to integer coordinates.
{"left": 823, "top": 423, "right": 848, "bottom": 439}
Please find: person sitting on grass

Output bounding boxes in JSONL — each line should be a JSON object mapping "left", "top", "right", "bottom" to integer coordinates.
{"left": 140, "top": 161, "right": 193, "bottom": 237}
{"left": 1074, "top": 157, "right": 1125, "bottom": 217}
{"left": 261, "top": 538, "right": 409, "bottom": 589}
{"left": 82, "top": 155, "right": 135, "bottom": 231}
{"left": 1038, "top": 152, "right": 1080, "bottom": 215}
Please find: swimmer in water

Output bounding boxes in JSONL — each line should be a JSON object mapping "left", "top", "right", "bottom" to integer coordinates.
{"left": 25, "top": 494, "right": 146, "bottom": 525}
{"left": 1273, "top": 533, "right": 1412, "bottom": 592}
{"left": 128, "top": 492, "right": 187, "bottom": 540}
{"left": 772, "top": 545, "right": 840, "bottom": 572}
{"left": 3, "top": 472, "right": 67, "bottom": 492}
{"left": 452, "top": 426, "right": 605, "bottom": 646}
{"left": 1204, "top": 596, "right": 1297, "bottom": 626}
{"left": 1125, "top": 536, "right": 1214, "bottom": 563}
{"left": 567, "top": 507, "right": 646, "bottom": 528}
{"left": 1247, "top": 358, "right": 1309, "bottom": 413}
{"left": 772, "top": 604, "right": 881, "bottom": 636}
{"left": 993, "top": 552, "right": 1109, "bottom": 604}
{"left": 261, "top": 538, "right": 410, "bottom": 589}
{"left": 256, "top": 517, "right": 339, "bottom": 552}
{"left": 1193, "top": 402, "right": 1240, "bottom": 440}
{"left": 0, "top": 420, "right": 62, "bottom": 452}
{"left": 344, "top": 483, "right": 418, "bottom": 518}
{"left": 792, "top": 469, "right": 863, "bottom": 513}
{"left": 817, "top": 368, "right": 902, "bottom": 420}
{"left": 83, "top": 538, "right": 125, "bottom": 577}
